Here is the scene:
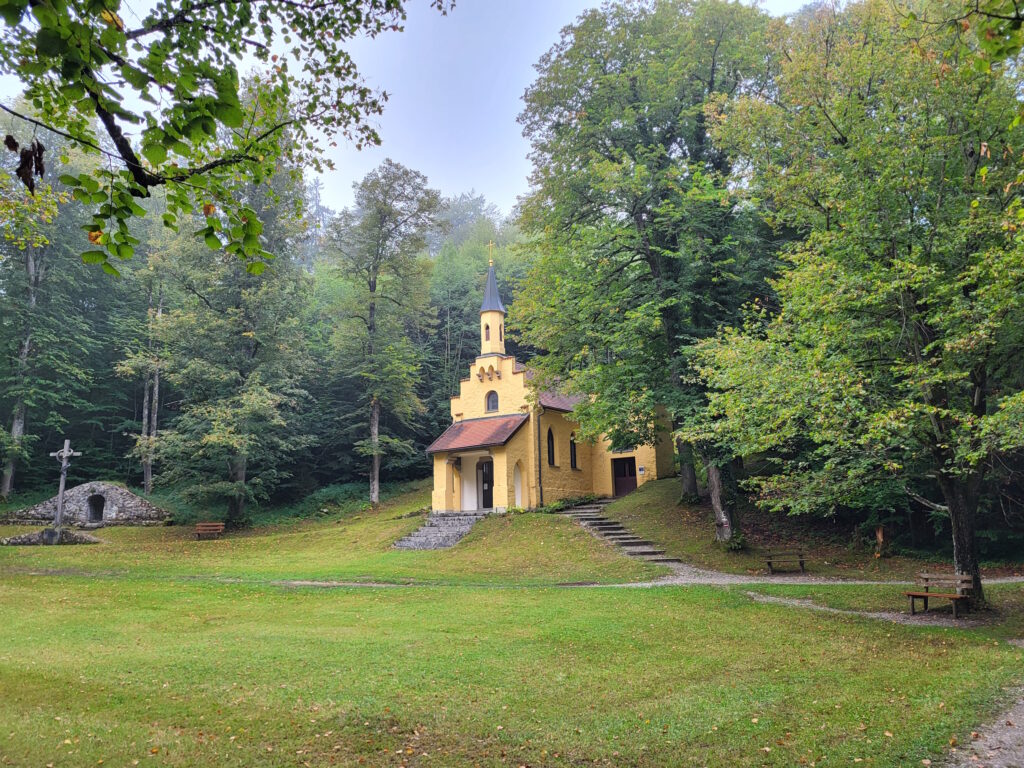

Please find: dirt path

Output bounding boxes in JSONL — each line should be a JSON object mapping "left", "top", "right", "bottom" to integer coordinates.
{"left": 610, "top": 560, "right": 1024, "bottom": 588}
{"left": 942, "top": 688, "right": 1024, "bottom": 768}
{"left": 743, "top": 590, "right": 988, "bottom": 627}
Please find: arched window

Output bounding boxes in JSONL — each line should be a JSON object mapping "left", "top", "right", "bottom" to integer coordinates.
{"left": 570, "top": 433, "right": 578, "bottom": 469}
{"left": 547, "top": 428, "right": 555, "bottom": 466}
{"left": 485, "top": 324, "right": 490, "bottom": 341}
{"left": 499, "top": 324, "right": 503, "bottom": 341}
{"left": 485, "top": 391, "right": 499, "bottom": 412}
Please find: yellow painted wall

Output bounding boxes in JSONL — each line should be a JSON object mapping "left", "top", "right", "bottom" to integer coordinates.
{"left": 449, "top": 354, "right": 530, "bottom": 422}
{"left": 536, "top": 410, "right": 594, "bottom": 503}
{"left": 479, "top": 309, "right": 506, "bottom": 356}
{"left": 498, "top": 423, "right": 534, "bottom": 510}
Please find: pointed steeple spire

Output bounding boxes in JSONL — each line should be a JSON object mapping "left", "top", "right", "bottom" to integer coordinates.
{"left": 480, "top": 257, "right": 505, "bottom": 313}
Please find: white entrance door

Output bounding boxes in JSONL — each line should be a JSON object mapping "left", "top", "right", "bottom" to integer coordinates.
{"left": 461, "top": 465, "right": 478, "bottom": 511}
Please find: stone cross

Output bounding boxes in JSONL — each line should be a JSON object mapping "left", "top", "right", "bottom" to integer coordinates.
{"left": 486, "top": 240, "right": 495, "bottom": 264}
{"left": 48, "top": 439, "right": 81, "bottom": 539}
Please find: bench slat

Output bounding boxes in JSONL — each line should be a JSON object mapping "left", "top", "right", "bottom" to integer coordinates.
{"left": 903, "top": 591, "right": 969, "bottom": 599}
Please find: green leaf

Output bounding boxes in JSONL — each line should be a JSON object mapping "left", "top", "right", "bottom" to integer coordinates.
{"left": 35, "top": 27, "right": 66, "bottom": 56}
{"left": 81, "top": 251, "right": 106, "bottom": 264}
{"left": 247, "top": 261, "right": 267, "bottom": 275}
{"left": 213, "top": 103, "right": 245, "bottom": 128}
{"left": 101, "top": 261, "right": 122, "bottom": 277}
{"left": 141, "top": 142, "right": 167, "bottom": 165}
{"left": 205, "top": 232, "right": 221, "bottom": 250}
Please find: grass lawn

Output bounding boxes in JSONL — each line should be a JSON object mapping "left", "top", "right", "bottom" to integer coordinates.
{"left": 1, "top": 481, "right": 1021, "bottom": 767}
{"left": 608, "top": 480, "right": 1022, "bottom": 581}
{"left": 1, "top": 575, "right": 1021, "bottom": 768}
{"left": 0, "top": 481, "right": 664, "bottom": 586}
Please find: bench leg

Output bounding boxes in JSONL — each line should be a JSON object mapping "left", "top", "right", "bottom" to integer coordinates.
{"left": 799, "top": 558, "right": 806, "bottom": 574}
{"left": 909, "top": 596, "right": 915, "bottom": 615}
{"left": 767, "top": 562, "right": 774, "bottom": 574}
{"left": 952, "top": 600, "right": 958, "bottom": 620}
{"left": 923, "top": 596, "right": 928, "bottom": 612}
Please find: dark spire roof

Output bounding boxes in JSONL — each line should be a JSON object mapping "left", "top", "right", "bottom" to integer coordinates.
{"left": 480, "top": 259, "right": 506, "bottom": 313}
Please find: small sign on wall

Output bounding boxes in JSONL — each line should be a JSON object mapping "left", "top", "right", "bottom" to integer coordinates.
{"left": 638, "top": 466, "right": 645, "bottom": 476}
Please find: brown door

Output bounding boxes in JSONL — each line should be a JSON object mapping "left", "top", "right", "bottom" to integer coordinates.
{"left": 612, "top": 458, "right": 637, "bottom": 497}
{"left": 481, "top": 460, "right": 494, "bottom": 509}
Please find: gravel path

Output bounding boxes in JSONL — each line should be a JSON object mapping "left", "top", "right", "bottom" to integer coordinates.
{"left": 610, "top": 560, "right": 1024, "bottom": 588}
{"left": 942, "top": 689, "right": 1024, "bottom": 768}
{"left": 743, "top": 590, "right": 989, "bottom": 627}
{"left": 616, "top": 560, "right": 915, "bottom": 587}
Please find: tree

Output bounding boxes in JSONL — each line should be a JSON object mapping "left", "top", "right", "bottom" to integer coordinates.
{"left": 116, "top": 251, "right": 166, "bottom": 495}
{"left": 156, "top": 232, "right": 315, "bottom": 526}
{"left": 515, "top": 0, "right": 774, "bottom": 539}
{"left": 325, "top": 159, "right": 441, "bottom": 504}
{"left": 0, "top": 0, "right": 449, "bottom": 272}
{"left": 692, "top": 0, "right": 1024, "bottom": 601}
{"left": 0, "top": 140, "right": 108, "bottom": 498}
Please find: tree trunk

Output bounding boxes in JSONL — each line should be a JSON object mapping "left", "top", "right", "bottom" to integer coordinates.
{"left": 369, "top": 397, "right": 381, "bottom": 505}
{"left": 2, "top": 251, "right": 40, "bottom": 500}
{"left": 1, "top": 401, "right": 26, "bottom": 500}
{"left": 144, "top": 366, "right": 159, "bottom": 494}
{"left": 937, "top": 474, "right": 985, "bottom": 606}
{"left": 140, "top": 372, "right": 152, "bottom": 494}
{"left": 675, "top": 437, "right": 699, "bottom": 503}
{"left": 706, "top": 462, "right": 735, "bottom": 542}
{"left": 142, "top": 287, "right": 163, "bottom": 495}
{"left": 226, "top": 455, "right": 247, "bottom": 528}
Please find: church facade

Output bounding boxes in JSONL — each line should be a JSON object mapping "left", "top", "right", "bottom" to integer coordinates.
{"left": 427, "top": 262, "right": 675, "bottom": 513}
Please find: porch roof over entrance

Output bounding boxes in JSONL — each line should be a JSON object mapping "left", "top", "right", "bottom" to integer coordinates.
{"left": 427, "top": 413, "right": 528, "bottom": 454}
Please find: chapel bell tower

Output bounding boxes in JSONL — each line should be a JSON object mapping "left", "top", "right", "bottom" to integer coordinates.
{"left": 480, "top": 257, "right": 506, "bottom": 356}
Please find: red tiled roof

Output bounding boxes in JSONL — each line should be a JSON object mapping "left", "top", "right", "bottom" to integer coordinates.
{"left": 520, "top": 367, "right": 583, "bottom": 412}
{"left": 427, "top": 414, "right": 529, "bottom": 454}
{"left": 539, "top": 391, "right": 584, "bottom": 412}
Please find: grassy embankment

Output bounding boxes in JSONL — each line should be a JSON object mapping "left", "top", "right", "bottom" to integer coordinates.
{"left": 607, "top": 480, "right": 1022, "bottom": 581}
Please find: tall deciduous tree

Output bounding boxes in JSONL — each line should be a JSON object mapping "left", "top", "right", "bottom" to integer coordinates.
{"left": 515, "top": 0, "right": 774, "bottom": 539}
{"left": 326, "top": 159, "right": 440, "bottom": 505}
{"left": 693, "top": 0, "right": 1024, "bottom": 601}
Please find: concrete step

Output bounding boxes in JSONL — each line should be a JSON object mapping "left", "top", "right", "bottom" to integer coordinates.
{"left": 608, "top": 539, "right": 653, "bottom": 547}
{"left": 645, "top": 556, "right": 683, "bottom": 563}
{"left": 393, "top": 512, "right": 489, "bottom": 550}
{"left": 623, "top": 548, "right": 666, "bottom": 557}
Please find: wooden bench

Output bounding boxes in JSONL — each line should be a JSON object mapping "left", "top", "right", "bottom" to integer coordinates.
{"left": 903, "top": 573, "right": 973, "bottom": 619}
{"left": 765, "top": 550, "right": 806, "bottom": 574}
{"left": 194, "top": 522, "right": 225, "bottom": 540}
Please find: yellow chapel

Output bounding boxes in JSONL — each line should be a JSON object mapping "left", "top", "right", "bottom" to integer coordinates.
{"left": 427, "top": 260, "right": 675, "bottom": 513}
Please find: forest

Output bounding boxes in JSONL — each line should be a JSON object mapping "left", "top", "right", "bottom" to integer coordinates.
{"left": 3, "top": 0, "right": 1024, "bottom": 596}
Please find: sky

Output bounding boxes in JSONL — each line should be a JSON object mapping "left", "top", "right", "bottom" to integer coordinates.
{"left": 1, "top": 0, "right": 808, "bottom": 217}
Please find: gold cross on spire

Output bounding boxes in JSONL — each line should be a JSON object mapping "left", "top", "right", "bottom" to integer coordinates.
{"left": 486, "top": 240, "right": 496, "bottom": 266}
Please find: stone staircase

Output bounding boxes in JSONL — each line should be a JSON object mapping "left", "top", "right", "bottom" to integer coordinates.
{"left": 393, "top": 511, "right": 490, "bottom": 550}
{"left": 558, "top": 500, "right": 682, "bottom": 564}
